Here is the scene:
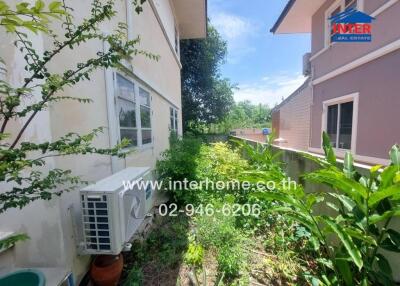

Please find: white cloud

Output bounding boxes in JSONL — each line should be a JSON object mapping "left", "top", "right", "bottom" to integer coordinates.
{"left": 210, "top": 12, "right": 259, "bottom": 63}
{"left": 212, "top": 13, "right": 252, "bottom": 40}
{"left": 234, "top": 73, "right": 307, "bottom": 106}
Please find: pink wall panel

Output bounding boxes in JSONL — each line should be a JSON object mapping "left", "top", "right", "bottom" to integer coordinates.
{"left": 278, "top": 85, "right": 312, "bottom": 151}
{"left": 310, "top": 49, "right": 400, "bottom": 159}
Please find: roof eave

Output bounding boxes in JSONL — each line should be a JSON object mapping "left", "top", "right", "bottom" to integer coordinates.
{"left": 173, "top": 0, "right": 207, "bottom": 39}
{"left": 270, "top": 0, "right": 325, "bottom": 34}
{"left": 270, "top": 0, "right": 296, "bottom": 34}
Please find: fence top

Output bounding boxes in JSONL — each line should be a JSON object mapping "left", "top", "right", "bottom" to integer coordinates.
{"left": 229, "top": 135, "right": 381, "bottom": 172}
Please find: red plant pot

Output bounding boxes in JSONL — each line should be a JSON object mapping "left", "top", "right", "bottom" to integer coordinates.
{"left": 90, "top": 254, "right": 124, "bottom": 286}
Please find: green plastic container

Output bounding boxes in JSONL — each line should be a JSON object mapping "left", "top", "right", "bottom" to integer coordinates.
{"left": 0, "top": 269, "right": 45, "bottom": 286}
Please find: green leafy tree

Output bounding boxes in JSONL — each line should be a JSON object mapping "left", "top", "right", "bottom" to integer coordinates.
{"left": 180, "top": 23, "right": 235, "bottom": 132}
{"left": 0, "top": 0, "right": 154, "bottom": 245}
{"left": 215, "top": 101, "right": 271, "bottom": 133}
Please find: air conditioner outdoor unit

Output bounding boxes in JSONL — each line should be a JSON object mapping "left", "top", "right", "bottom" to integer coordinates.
{"left": 303, "top": 52, "right": 312, "bottom": 76}
{"left": 79, "top": 167, "right": 155, "bottom": 255}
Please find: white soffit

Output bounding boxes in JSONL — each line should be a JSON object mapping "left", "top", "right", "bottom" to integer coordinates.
{"left": 172, "top": 0, "right": 207, "bottom": 39}
{"left": 273, "top": 0, "right": 325, "bottom": 34}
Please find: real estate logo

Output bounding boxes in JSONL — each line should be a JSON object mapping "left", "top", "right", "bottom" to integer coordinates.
{"left": 330, "top": 9, "right": 375, "bottom": 42}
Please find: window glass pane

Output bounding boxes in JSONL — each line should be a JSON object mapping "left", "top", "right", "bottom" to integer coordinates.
{"left": 139, "top": 88, "right": 150, "bottom": 107}
{"left": 120, "top": 129, "right": 137, "bottom": 147}
{"left": 174, "top": 110, "right": 178, "bottom": 130}
{"left": 338, "top": 102, "right": 353, "bottom": 149}
{"left": 331, "top": 6, "right": 341, "bottom": 17}
{"left": 142, "top": 130, "right": 152, "bottom": 145}
{"left": 117, "top": 74, "right": 135, "bottom": 99}
{"left": 118, "top": 98, "right": 136, "bottom": 128}
{"left": 327, "top": 105, "right": 338, "bottom": 148}
{"left": 170, "top": 108, "right": 174, "bottom": 130}
{"left": 345, "top": 0, "right": 357, "bottom": 10}
{"left": 330, "top": 6, "right": 342, "bottom": 38}
{"left": 140, "top": 106, "right": 151, "bottom": 128}
{"left": 170, "top": 116, "right": 174, "bottom": 130}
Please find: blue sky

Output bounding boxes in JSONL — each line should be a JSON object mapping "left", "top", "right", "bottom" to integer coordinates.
{"left": 208, "top": 0, "right": 311, "bottom": 106}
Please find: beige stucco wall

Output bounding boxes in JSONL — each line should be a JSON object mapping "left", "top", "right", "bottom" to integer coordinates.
{"left": 0, "top": 0, "right": 185, "bottom": 283}
{"left": 0, "top": 27, "right": 69, "bottom": 273}
{"left": 277, "top": 84, "right": 312, "bottom": 151}
{"left": 152, "top": 0, "right": 179, "bottom": 55}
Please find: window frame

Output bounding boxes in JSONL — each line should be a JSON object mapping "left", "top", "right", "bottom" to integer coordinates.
{"left": 324, "top": 0, "right": 364, "bottom": 47}
{"left": 138, "top": 87, "right": 153, "bottom": 147}
{"left": 169, "top": 107, "right": 179, "bottom": 133}
{"left": 321, "top": 93, "right": 359, "bottom": 155}
{"left": 115, "top": 74, "right": 138, "bottom": 148}
{"left": 114, "top": 72, "right": 153, "bottom": 151}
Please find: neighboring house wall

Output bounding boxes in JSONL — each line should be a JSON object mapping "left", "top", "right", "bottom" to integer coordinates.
{"left": 271, "top": 110, "right": 280, "bottom": 137}
{"left": 273, "top": 0, "right": 399, "bottom": 164}
{"left": 310, "top": 49, "right": 400, "bottom": 161}
{"left": 0, "top": 0, "right": 197, "bottom": 282}
{"left": 233, "top": 128, "right": 266, "bottom": 143}
{"left": 311, "top": 0, "right": 400, "bottom": 79}
{"left": 308, "top": 0, "right": 400, "bottom": 164}
{"left": 271, "top": 0, "right": 400, "bottom": 279}
{"left": 278, "top": 84, "right": 312, "bottom": 151}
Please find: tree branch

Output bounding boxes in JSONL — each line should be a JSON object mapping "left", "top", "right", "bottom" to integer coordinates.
{"left": 8, "top": 53, "right": 108, "bottom": 149}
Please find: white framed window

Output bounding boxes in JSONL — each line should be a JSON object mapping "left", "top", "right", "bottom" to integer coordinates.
{"left": 170, "top": 107, "right": 178, "bottom": 132}
{"left": 322, "top": 93, "right": 359, "bottom": 154}
{"left": 115, "top": 73, "right": 153, "bottom": 149}
{"left": 324, "top": 0, "right": 363, "bottom": 47}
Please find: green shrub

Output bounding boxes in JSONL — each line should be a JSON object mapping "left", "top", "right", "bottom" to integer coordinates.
{"left": 249, "top": 132, "right": 400, "bottom": 285}
{"left": 233, "top": 141, "right": 286, "bottom": 232}
{"left": 196, "top": 142, "right": 248, "bottom": 182}
{"left": 195, "top": 205, "right": 240, "bottom": 248}
{"left": 156, "top": 132, "right": 202, "bottom": 203}
{"left": 217, "top": 244, "right": 244, "bottom": 279}
{"left": 194, "top": 203, "right": 248, "bottom": 279}
{"left": 157, "top": 137, "right": 249, "bottom": 203}
{"left": 157, "top": 132, "right": 202, "bottom": 181}
{"left": 184, "top": 240, "right": 204, "bottom": 267}
{"left": 123, "top": 267, "right": 143, "bottom": 286}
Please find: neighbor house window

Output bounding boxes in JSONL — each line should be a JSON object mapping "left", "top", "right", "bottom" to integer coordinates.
{"left": 139, "top": 87, "right": 152, "bottom": 145}
{"left": 323, "top": 94, "right": 358, "bottom": 151}
{"left": 116, "top": 74, "right": 137, "bottom": 147}
{"left": 329, "top": 5, "right": 342, "bottom": 41}
{"left": 327, "top": 102, "right": 353, "bottom": 149}
{"left": 170, "top": 107, "right": 178, "bottom": 132}
{"left": 325, "top": 0, "right": 361, "bottom": 46}
{"left": 345, "top": 0, "right": 357, "bottom": 10}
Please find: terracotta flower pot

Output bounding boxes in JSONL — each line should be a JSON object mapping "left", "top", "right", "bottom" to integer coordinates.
{"left": 90, "top": 254, "right": 124, "bottom": 286}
